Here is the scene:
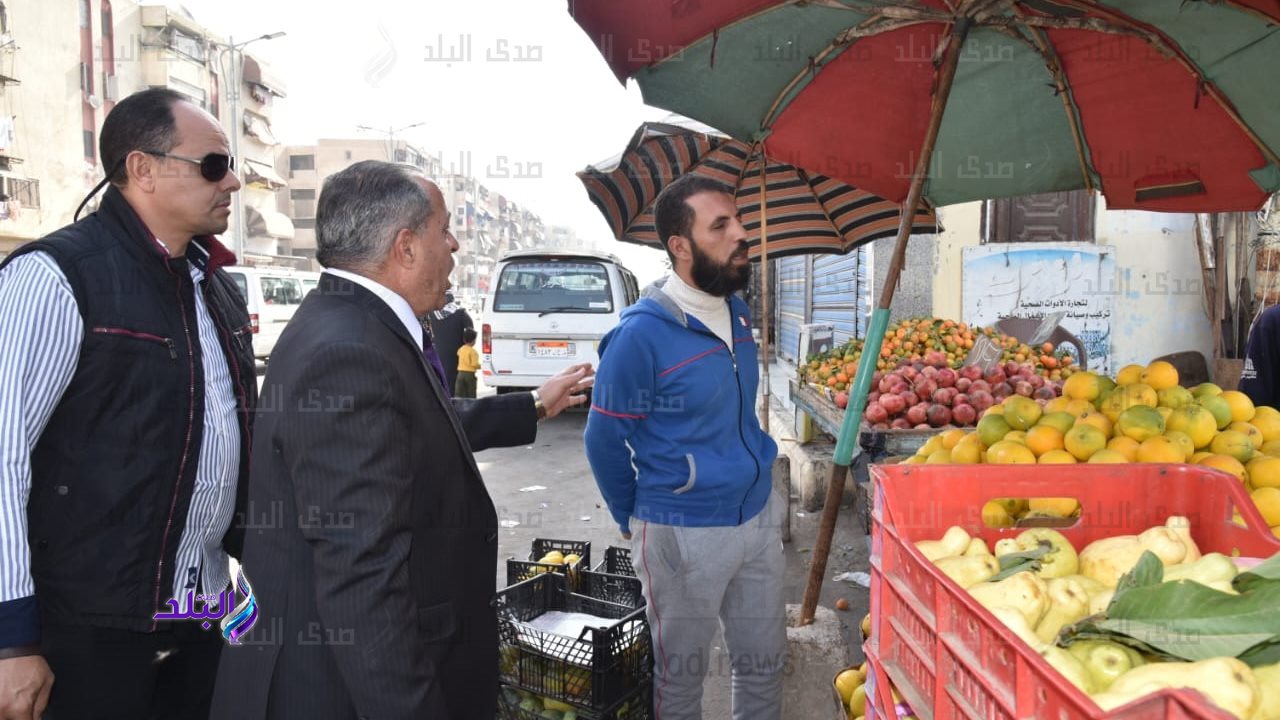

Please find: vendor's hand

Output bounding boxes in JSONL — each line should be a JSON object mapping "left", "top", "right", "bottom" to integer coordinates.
{"left": 0, "top": 654, "right": 53, "bottom": 720}
{"left": 620, "top": 531, "right": 632, "bottom": 541}
{"left": 536, "top": 364, "right": 595, "bottom": 420}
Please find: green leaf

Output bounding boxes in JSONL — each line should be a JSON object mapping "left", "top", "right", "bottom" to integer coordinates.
{"left": 985, "top": 545, "right": 1051, "bottom": 582}
{"left": 1239, "top": 638, "right": 1280, "bottom": 667}
{"left": 1111, "top": 551, "right": 1164, "bottom": 602}
{"left": 1096, "top": 579, "right": 1280, "bottom": 661}
{"left": 1232, "top": 552, "right": 1280, "bottom": 594}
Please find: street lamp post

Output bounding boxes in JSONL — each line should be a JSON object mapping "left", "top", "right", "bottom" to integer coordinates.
{"left": 224, "top": 31, "right": 286, "bottom": 262}
{"left": 356, "top": 122, "right": 427, "bottom": 163}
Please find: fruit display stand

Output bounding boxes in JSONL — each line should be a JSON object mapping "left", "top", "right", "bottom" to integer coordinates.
{"left": 790, "top": 378, "right": 944, "bottom": 459}
{"left": 865, "top": 463, "right": 1280, "bottom": 720}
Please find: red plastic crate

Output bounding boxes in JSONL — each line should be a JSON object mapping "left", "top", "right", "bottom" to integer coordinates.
{"left": 866, "top": 463, "right": 1280, "bottom": 720}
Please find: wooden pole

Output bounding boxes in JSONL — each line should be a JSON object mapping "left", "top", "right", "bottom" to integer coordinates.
{"left": 799, "top": 15, "right": 973, "bottom": 625}
{"left": 759, "top": 153, "right": 772, "bottom": 432}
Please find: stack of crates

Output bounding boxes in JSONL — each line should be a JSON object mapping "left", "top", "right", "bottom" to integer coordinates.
{"left": 507, "top": 538, "right": 593, "bottom": 586}
{"left": 497, "top": 539, "right": 653, "bottom": 719}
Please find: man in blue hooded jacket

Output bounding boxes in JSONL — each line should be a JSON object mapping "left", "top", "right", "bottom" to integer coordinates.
{"left": 585, "top": 175, "right": 785, "bottom": 720}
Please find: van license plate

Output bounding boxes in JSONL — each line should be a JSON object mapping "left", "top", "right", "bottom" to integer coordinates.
{"left": 528, "top": 341, "right": 574, "bottom": 358}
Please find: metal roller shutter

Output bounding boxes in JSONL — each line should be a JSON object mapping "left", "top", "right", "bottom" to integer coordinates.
{"left": 776, "top": 256, "right": 807, "bottom": 362}
{"left": 811, "top": 248, "right": 869, "bottom": 346}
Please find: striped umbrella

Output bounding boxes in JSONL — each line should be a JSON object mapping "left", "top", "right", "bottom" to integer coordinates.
{"left": 580, "top": 120, "right": 938, "bottom": 431}
{"left": 579, "top": 121, "right": 939, "bottom": 260}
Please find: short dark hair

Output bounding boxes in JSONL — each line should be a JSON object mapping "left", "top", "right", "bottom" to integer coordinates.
{"left": 315, "top": 160, "right": 431, "bottom": 271}
{"left": 654, "top": 174, "right": 735, "bottom": 263}
{"left": 100, "top": 88, "right": 190, "bottom": 186}
{"left": 462, "top": 327, "right": 477, "bottom": 344}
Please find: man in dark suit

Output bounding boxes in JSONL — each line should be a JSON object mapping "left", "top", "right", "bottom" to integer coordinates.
{"left": 427, "top": 291, "right": 475, "bottom": 392}
{"left": 210, "top": 160, "right": 591, "bottom": 720}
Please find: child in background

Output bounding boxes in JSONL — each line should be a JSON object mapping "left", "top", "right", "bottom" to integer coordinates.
{"left": 455, "top": 327, "right": 480, "bottom": 398}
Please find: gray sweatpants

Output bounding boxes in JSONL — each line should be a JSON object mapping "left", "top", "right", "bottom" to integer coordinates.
{"left": 630, "top": 491, "right": 788, "bottom": 720}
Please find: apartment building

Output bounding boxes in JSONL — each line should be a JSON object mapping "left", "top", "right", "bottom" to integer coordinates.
{"left": 0, "top": 1, "right": 292, "bottom": 264}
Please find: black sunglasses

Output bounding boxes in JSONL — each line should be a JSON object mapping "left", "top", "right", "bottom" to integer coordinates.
{"left": 142, "top": 151, "right": 236, "bottom": 183}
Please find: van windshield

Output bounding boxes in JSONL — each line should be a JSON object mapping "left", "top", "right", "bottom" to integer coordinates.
{"left": 493, "top": 261, "right": 613, "bottom": 314}
{"left": 228, "top": 272, "right": 248, "bottom": 303}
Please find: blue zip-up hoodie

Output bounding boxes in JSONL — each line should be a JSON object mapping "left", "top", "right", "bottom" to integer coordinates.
{"left": 585, "top": 278, "right": 778, "bottom": 534}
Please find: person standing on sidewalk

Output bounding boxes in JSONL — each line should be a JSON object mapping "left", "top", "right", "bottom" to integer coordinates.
{"left": 455, "top": 327, "right": 480, "bottom": 398}
{"left": 585, "top": 174, "right": 785, "bottom": 720}
{"left": 0, "top": 88, "right": 257, "bottom": 719}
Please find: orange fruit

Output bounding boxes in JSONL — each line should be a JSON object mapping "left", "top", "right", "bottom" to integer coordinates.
{"left": 1250, "top": 407, "right": 1280, "bottom": 442}
{"left": 1229, "top": 421, "right": 1264, "bottom": 450}
{"left": 1064, "top": 423, "right": 1108, "bottom": 461}
{"left": 1028, "top": 497, "right": 1081, "bottom": 517}
{"left": 1136, "top": 436, "right": 1184, "bottom": 463}
{"left": 1106, "top": 436, "right": 1141, "bottom": 462}
{"left": 977, "top": 414, "right": 1013, "bottom": 447}
{"left": 1140, "top": 360, "right": 1179, "bottom": 391}
{"left": 1037, "top": 412, "right": 1077, "bottom": 435}
{"left": 940, "top": 428, "right": 969, "bottom": 450}
{"left": 1088, "top": 449, "right": 1130, "bottom": 464}
{"left": 1116, "top": 406, "right": 1166, "bottom": 442}
{"left": 1115, "top": 364, "right": 1145, "bottom": 386}
{"left": 1043, "top": 397, "right": 1073, "bottom": 415}
{"left": 1198, "top": 453, "right": 1246, "bottom": 482}
{"left": 1191, "top": 382, "right": 1223, "bottom": 399}
{"left": 1065, "top": 399, "right": 1094, "bottom": 417}
{"left": 1220, "top": 391, "right": 1257, "bottom": 423}
{"left": 1251, "top": 486, "right": 1280, "bottom": 526}
{"left": 925, "top": 449, "right": 952, "bottom": 464}
{"left": 1163, "top": 430, "right": 1195, "bottom": 461}
{"left": 1210, "top": 430, "right": 1255, "bottom": 464}
{"left": 1038, "top": 449, "right": 1078, "bottom": 464}
{"left": 1003, "top": 396, "right": 1043, "bottom": 431}
{"left": 1166, "top": 405, "right": 1219, "bottom": 449}
{"left": 982, "top": 500, "right": 1015, "bottom": 528}
{"left": 1026, "top": 425, "right": 1065, "bottom": 457}
{"left": 1062, "top": 372, "right": 1103, "bottom": 402}
{"left": 1157, "top": 385, "right": 1195, "bottom": 410}
{"left": 987, "top": 441, "right": 1036, "bottom": 465}
{"left": 1247, "top": 456, "right": 1280, "bottom": 490}
{"left": 1199, "top": 395, "right": 1234, "bottom": 430}
{"left": 951, "top": 442, "right": 982, "bottom": 464}
{"left": 1075, "top": 409, "right": 1113, "bottom": 436}
{"left": 1189, "top": 451, "right": 1213, "bottom": 464}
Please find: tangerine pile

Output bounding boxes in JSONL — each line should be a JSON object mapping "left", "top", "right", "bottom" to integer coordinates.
{"left": 902, "top": 360, "right": 1280, "bottom": 537}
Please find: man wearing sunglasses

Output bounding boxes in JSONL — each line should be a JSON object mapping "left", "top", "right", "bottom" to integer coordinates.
{"left": 0, "top": 88, "right": 256, "bottom": 719}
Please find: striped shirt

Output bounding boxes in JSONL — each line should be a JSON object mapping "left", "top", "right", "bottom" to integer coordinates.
{"left": 0, "top": 248, "right": 240, "bottom": 617}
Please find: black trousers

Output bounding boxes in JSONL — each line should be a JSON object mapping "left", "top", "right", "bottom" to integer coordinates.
{"left": 41, "top": 621, "right": 222, "bottom": 720}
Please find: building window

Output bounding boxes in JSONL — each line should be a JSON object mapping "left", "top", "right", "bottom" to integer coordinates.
{"left": 288, "top": 154, "right": 315, "bottom": 172}
{"left": 0, "top": 3, "right": 9, "bottom": 35}
{"left": 290, "top": 188, "right": 316, "bottom": 218}
{"left": 79, "top": 0, "right": 90, "bottom": 28}
{"left": 169, "top": 28, "right": 205, "bottom": 63}
{"left": 292, "top": 217, "right": 315, "bottom": 229}
{"left": 5, "top": 177, "right": 39, "bottom": 209}
{"left": 100, "top": 2, "right": 114, "bottom": 110}
{"left": 209, "top": 71, "right": 219, "bottom": 118}
{"left": 168, "top": 77, "right": 207, "bottom": 109}
{"left": 83, "top": 130, "right": 95, "bottom": 160}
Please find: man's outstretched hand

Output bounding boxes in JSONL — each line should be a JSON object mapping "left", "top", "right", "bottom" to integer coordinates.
{"left": 536, "top": 364, "right": 595, "bottom": 420}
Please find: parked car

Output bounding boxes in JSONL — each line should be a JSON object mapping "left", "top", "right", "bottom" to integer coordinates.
{"left": 482, "top": 250, "right": 640, "bottom": 392}
{"left": 224, "top": 265, "right": 321, "bottom": 360}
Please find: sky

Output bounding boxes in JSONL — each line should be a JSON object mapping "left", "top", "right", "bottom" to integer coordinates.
{"left": 178, "top": 0, "right": 672, "bottom": 282}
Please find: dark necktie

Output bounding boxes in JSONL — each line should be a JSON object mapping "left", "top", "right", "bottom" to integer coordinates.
{"left": 422, "top": 332, "right": 451, "bottom": 397}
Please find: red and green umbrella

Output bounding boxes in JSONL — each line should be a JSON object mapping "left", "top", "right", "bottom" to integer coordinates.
{"left": 570, "top": 0, "right": 1280, "bottom": 623}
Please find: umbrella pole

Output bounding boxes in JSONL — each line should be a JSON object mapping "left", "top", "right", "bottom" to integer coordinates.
{"left": 759, "top": 156, "right": 771, "bottom": 432}
{"left": 799, "top": 16, "right": 973, "bottom": 625}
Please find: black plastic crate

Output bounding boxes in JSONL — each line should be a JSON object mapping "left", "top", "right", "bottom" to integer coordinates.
{"left": 531, "top": 538, "right": 591, "bottom": 566}
{"left": 497, "top": 681, "right": 652, "bottom": 720}
{"left": 592, "top": 546, "right": 634, "bottom": 577}
{"left": 497, "top": 571, "right": 652, "bottom": 711}
{"left": 507, "top": 538, "right": 593, "bottom": 586}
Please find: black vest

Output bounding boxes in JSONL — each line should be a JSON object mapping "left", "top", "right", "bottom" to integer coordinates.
{"left": 0, "top": 187, "right": 257, "bottom": 631}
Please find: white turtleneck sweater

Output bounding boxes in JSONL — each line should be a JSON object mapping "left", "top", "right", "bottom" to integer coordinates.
{"left": 664, "top": 272, "right": 734, "bottom": 353}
